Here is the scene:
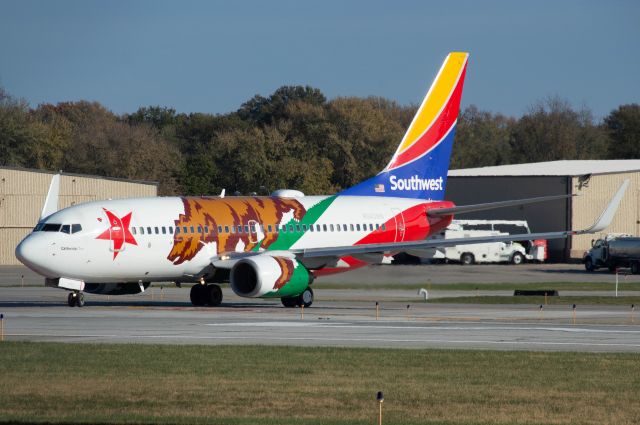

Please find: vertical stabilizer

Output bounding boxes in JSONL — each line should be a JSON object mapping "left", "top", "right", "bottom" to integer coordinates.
{"left": 340, "top": 52, "right": 468, "bottom": 200}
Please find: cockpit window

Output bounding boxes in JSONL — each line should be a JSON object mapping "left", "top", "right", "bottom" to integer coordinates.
{"left": 71, "top": 224, "right": 82, "bottom": 234}
{"left": 61, "top": 224, "right": 71, "bottom": 234}
{"left": 33, "top": 223, "right": 44, "bottom": 232}
{"left": 42, "top": 223, "right": 62, "bottom": 232}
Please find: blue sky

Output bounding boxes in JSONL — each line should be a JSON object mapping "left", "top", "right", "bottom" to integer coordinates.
{"left": 1, "top": 0, "right": 638, "bottom": 119}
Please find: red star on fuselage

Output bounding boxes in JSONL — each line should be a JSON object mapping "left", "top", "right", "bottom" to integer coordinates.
{"left": 96, "top": 209, "right": 137, "bottom": 259}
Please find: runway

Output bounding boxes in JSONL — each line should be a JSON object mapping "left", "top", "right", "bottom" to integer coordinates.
{"left": 2, "top": 287, "right": 639, "bottom": 352}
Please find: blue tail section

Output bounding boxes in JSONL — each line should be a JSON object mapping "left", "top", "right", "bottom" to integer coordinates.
{"left": 339, "top": 52, "right": 468, "bottom": 200}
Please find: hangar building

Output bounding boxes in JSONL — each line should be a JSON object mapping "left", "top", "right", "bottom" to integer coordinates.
{"left": 446, "top": 160, "right": 640, "bottom": 262}
{"left": 0, "top": 167, "right": 157, "bottom": 265}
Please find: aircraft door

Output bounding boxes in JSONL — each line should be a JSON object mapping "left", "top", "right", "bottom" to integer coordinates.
{"left": 392, "top": 208, "right": 406, "bottom": 242}
{"left": 108, "top": 215, "right": 125, "bottom": 253}
{"left": 248, "top": 220, "right": 260, "bottom": 244}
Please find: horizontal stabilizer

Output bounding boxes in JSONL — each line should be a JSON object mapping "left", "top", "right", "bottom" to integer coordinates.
{"left": 427, "top": 193, "right": 575, "bottom": 217}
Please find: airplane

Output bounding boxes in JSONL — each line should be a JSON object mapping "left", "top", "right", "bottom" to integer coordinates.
{"left": 15, "top": 52, "right": 629, "bottom": 308}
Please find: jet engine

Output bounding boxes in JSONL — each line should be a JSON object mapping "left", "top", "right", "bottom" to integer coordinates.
{"left": 230, "top": 255, "right": 312, "bottom": 298}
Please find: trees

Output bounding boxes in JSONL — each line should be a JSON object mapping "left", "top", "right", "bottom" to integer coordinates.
{"left": 451, "top": 105, "right": 514, "bottom": 169}
{"left": 1, "top": 83, "right": 638, "bottom": 196}
{"left": 605, "top": 104, "right": 640, "bottom": 159}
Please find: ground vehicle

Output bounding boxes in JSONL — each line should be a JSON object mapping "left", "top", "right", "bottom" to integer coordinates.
{"left": 416, "top": 220, "right": 547, "bottom": 265}
{"left": 583, "top": 234, "right": 640, "bottom": 273}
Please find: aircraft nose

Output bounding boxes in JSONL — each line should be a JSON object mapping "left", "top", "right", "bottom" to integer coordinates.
{"left": 15, "top": 236, "right": 41, "bottom": 272}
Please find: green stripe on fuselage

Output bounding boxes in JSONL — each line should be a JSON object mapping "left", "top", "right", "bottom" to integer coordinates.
{"left": 267, "top": 195, "right": 336, "bottom": 251}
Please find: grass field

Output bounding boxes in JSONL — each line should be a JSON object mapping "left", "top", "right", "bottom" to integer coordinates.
{"left": 1, "top": 342, "right": 639, "bottom": 425}
{"left": 315, "top": 281, "right": 640, "bottom": 291}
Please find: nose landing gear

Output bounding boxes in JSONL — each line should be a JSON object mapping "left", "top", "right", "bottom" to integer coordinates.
{"left": 67, "top": 292, "right": 85, "bottom": 307}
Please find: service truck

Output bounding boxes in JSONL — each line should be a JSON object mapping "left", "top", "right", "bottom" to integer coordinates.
{"left": 583, "top": 234, "right": 640, "bottom": 274}
{"left": 411, "top": 220, "right": 547, "bottom": 265}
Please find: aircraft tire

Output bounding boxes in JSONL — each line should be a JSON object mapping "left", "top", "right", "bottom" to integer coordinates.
{"left": 631, "top": 262, "right": 640, "bottom": 275}
{"left": 206, "top": 284, "right": 223, "bottom": 307}
{"left": 76, "top": 293, "right": 85, "bottom": 307}
{"left": 281, "top": 297, "right": 297, "bottom": 308}
{"left": 67, "top": 293, "right": 75, "bottom": 307}
{"left": 190, "top": 284, "right": 207, "bottom": 306}
{"left": 297, "top": 288, "right": 314, "bottom": 308}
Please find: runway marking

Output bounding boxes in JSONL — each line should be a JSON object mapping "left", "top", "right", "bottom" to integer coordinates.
{"left": 6, "top": 332, "right": 640, "bottom": 349}
{"left": 205, "top": 322, "right": 640, "bottom": 334}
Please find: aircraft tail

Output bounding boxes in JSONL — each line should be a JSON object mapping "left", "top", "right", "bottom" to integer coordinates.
{"left": 340, "top": 52, "right": 469, "bottom": 200}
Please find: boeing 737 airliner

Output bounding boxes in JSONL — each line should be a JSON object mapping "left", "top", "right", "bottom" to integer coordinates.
{"left": 15, "top": 52, "right": 629, "bottom": 307}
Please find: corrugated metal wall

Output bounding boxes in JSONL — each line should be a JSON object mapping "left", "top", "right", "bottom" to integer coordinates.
{"left": 0, "top": 168, "right": 157, "bottom": 265}
{"left": 570, "top": 172, "right": 640, "bottom": 258}
{"left": 446, "top": 176, "right": 570, "bottom": 261}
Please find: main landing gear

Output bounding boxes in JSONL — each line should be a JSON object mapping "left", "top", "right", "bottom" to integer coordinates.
{"left": 281, "top": 288, "right": 314, "bottom": 308}
{"left": 67, "top": 291, "right": 85, "bottom": 307}
{"left": 190, "top": 283, "right": 223, "bottom": 307}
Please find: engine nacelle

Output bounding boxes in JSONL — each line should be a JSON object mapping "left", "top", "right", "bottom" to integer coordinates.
{"left": 230, "top": 255, "right": 312, "bottom": 298}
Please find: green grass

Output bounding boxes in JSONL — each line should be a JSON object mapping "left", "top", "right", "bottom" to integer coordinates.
{"left": 316, "top": 281, "right": 640, "bottom": 291}
{"left": 428, "top": 295, "right": 640, "bottom": 305}
{"left": 1, "top": 342, "right": 639, "bottom": 425}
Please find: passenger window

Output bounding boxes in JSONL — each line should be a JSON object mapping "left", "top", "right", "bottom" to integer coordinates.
{"left": 316, "top": 224, "right": 321, "bottom": 231}
{"left": 309, "top": 225, "right": 314, "bottom": 232}
{"left": 323, "top": 224, "right": 327, "bottom": 232}
{"left": 335, "top": 224, "right": 340, "bottom": 232}
{"left": 145, "top": 226, "right": 150, "bottom": 234}
{"left": 350, "top": 224, "right": 355, "bottom": 231}
{"left": 155, "top": 227, "right": 159, "bottom": 234}
{"left": 190, "top": 226, "right": 194, "bottom": 234}
{"left": 205, "top": 226, "right": 209, "bottom": 233}
{"left": 175, "top": 227, "right": 180, "bottom": 234}
{"left": 230, "top": 226, "right": 235, "bottom": 234}
{"left": 302, "top": 224, "right": 307, "bottom": 231}
{"left": 356, "top": 224, "right": 361, "bottom": 231}
{"left": 140, "top": 227, "right": 145, "bottom": 235}
{"left": 244, "top": 225, "right": 249, "bottom": 233}
{"left": 296, "top": 224, "right": 301, "bottom": 232}
{"left": 217, "top": 226, "right": 222, "bottom": 233}
{"left": 267, "top": 225, "right": 273, "bottom": 232}
{"left": 281, "top": 225, "right": 287, "bottom": 233}
{"left": 71, "top": 224, "right": 82, "bottom": 234}
{"left": 61, "top": 224, "right": 71, "bottom": 234}
{"left": 237, "top": 226, "right": 242, "bottom": 234}
{"left": 161, "top": 227, "right": 166, "bottom": 234}
{"left": 330, "top": 224, "right": 334, "bottom": 232}
{"left": 168, "top": 227, "right": 173, "bottom": 234}
{"left": 289, "top": 224, "right": 294, "bottom": 232}
{"left": 376, "top": 224, "right": 380, "bottom": 230}
{"left": 132, "top": 227, "right": 137, "bottom": 235}
{"left": 381, "top": 224, "right": 386, "bottom": 231}
{"left": 183, "top": 226, "right": 188, "bottom": 234}
{"left": 369, "top": 224, "right": 374, "bottom": 231}
{"left": 224, "top": 226, "right": 229, "bottom": 233}
{"left": 197, "top": 226, "right": 202, "bottom": 233}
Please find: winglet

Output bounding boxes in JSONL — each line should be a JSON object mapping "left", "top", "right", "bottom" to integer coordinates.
{"left": 40, "top": 174, "right": 61, "bottom": 220}
{"left": 576, "top": 179, "right": 629, "bottom": 234}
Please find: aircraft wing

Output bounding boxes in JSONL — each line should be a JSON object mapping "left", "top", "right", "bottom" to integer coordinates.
{"left": 299, "top": 179, "right": 629, "bottom": 259}
{"left": 209, "top": 180, "right": 628, "bottom": 269}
